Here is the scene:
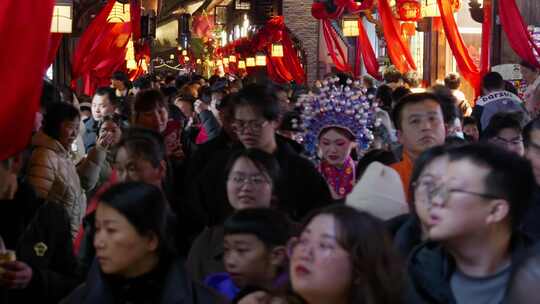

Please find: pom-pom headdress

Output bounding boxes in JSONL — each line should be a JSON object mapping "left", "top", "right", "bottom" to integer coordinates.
{"left": 300, "top": 77, "right": 379, "bottom": 159}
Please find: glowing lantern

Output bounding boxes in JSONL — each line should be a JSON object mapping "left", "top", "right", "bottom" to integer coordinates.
{"left": 342, "top": 19, "right": 359, "bottom": 37}
{"left": 184, "top": 56, "right": 190, "bottom": 62}
{"left": 196, "top": 58, "right": 202, "bottom": 64}
{"left": 238, "top": 60, "right": 246, "bottom": 69}
{"left": 182, "top": 50, "right": 188, "bottom": 56}
{"left": 397, "top": 0, "right": 421, "bottom": 22}
{"left": 108, "top": 1, "right": 130, "bottom": 23}
{"left": 401, "top": 22, "right": 417, "bottom": 37}
{"left": 229, "top": 55, "right": 237, "bottom": 63}
{"left": 223, "top": 58, "right": 229, "bottom": 65}
{"left": 51, "top": 1, "right": 73, "bottom": 33}
{"left": 246, "top": 57, "right": 256, "bottom": 67}
{"left": 255, "top": 53, "right": 266, "bottom": 66}
{"left": 126, "top": 59, "right": 137, "bottom": 70}
{"left": 169, "top": 54, "right": 175, "bottom": 60}
{"left": 217, "top": 59, "right": 223, "bottom": 66}
{"left": 271, "top": 43, "right": 284, "bottom": 57}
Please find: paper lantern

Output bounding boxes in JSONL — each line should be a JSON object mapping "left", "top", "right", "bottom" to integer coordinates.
{"left": 108, "top": 1, "right": 130, "bottom": 23}
{"left": 196, "top": 58, "right": 202, "bottom": 64}
{"left": 223, "top": 58, "right": 229, "bottom": 65}
{"left": 182, "top": 50, "right": 188, "bottom": 56}
{"left": 177, "top": 46, "right": 182, "bottom": 50}
{"left": 255, "top": 53, "right": 266, "bottom": 66}
{"left": 238, "top": 60, "right": 246, "bottom": 69}
{"left": 217, "top": 59, "right": 223, "bottom": 66}
{"left": 169, "top": 54, "right": 175, "bottom": 60}
{"left": 342, "top": 19, "right": 359, "bottom": 37}
{"left": 271, "top": 43, "right": 284, "bottom": 57}
{"left": 184, "top": 56, "right": 190, "bottom": 62}
{"left": 246, "top": 57, "right": 255, "bottom": 67}
{"left": 401, "top": 22, "right": 417, "bottom": 37}
{"left": 51, "top": 1, "right": 73, "bottom": 33}
{"left": 397, "top": 0, "right": 421, "bottom": 22}
{"left": 229, "top": 55, "right": 237, "bottom": 63}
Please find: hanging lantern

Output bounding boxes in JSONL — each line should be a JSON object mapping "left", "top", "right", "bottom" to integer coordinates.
{"left": 169, "top": 54, "right": 175, "bottom": 60}
{"left": 217, "top": 59, "right": 223, "bottom": 66}
{"left": 255, "top": 53, "right": 266, "bottom": 66}
{"left": 108, "top": 1, "right": 130, "bottom": 23}
{"left": 223, "top": 57, "right": 230, "bottom": 65}
{"left": 246, "top": 57, "right": 256, "bottom": 67}
{"left": 229, "top": 55, "right": 237, "bottom": 63}
{"left": 342, "top": 19, "right": 359, "bottom": 37}
{"left": 177, "top": 46, "right": 182, "bottom": 50}
{"left": 196, "top": 58, "right": 202, "bottom": 64}
{"left": 271, "top": 43, "right": 284, "bottom": 57}
{"left": 401, "top": 22, "right": 417, "bottom": 37}
{"left": 182, "top": 50, "right": 188, "bottom": 56}
{"left": 238, "top": 60, "right": 246, "bottom": 69}
{"left": 397, "top": 0, "right": 421, "bottom": 22}
{"left": 51, "top": 0, "right": 73, "bottom": 33}
{"left": 184, "top": 56, "right": 190, "bottom": 62}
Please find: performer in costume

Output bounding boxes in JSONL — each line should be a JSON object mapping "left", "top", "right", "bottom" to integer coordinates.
{"left": 300, "top": 77, "right": 379, "bottom": 201}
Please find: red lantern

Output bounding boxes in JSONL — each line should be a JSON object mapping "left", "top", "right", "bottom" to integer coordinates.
{"left": 451, "top": 0, "right": 461, "bottom": 11}
{"left": 401, "top": 22, "right": 417, "bottom": 37}
{"left": 396, "top": 0, "right": 421, "bottom": 22}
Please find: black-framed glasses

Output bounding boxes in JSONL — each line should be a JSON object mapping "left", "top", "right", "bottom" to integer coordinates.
{"left": 231, "top": 119, "right": 268, "bottom": 133}
{"left": 490, "top": 136, "right": 523, "bottom": 147}
{"left": 228, "top": 174, "right": 270, "bottom": 186}
{"left": 413, "top": 179, "right": 502, "bottom": 207}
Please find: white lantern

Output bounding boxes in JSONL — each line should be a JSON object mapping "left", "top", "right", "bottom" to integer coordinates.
{"left": 51, "top": 1, "right": 73, "bottom": 33}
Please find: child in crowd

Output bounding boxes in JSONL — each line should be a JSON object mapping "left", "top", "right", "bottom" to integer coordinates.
{"left": 205, "top": 208, "right": 292, "bottom": 301}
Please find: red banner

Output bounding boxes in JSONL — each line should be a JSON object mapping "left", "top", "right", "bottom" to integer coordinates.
{"left": 437, "top": 0, "right": 481, "bottom": 93}
{"left": 0, "top": 0, "right": 54, "bottom": 160}
{"left": 499, "top": 0, "right": 540, "bottom": 68}
{"left": 378, "top": 0, "right": 416, "bottom": 72}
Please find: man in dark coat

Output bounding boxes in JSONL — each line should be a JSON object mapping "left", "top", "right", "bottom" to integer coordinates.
{"left": 407, "top": 144, "right": 536, "bottom": 304}
{"left": 83, "top": 87, "right": 116, "bottom": 152}
{"left": 0, "top": 153, "right": 82, "bottom": 304}
{"left": 189, "top": 84, "right": 331, "bottom": 226}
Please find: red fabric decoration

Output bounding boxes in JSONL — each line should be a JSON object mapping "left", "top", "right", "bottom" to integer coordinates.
{"left": 499, "top": 0, "right": 540, "bottom": 68}
{"left": 0, "top": 0, "right": 54, "bottom": 160}
{"left": 130, "top": 0, "right": 141, "bottom": 40}
{"left": 378, "top": 0, "right": 417, "bottom": 72}
{"left": 480, "top": 0, "right": 492, "bottom": 74}
{"left": 47, "top": 33, "right": 63, "bottom": 68}
{"left": 396, "top": 0, "right": 421, "bottom": 22}
{"left": 72, "top": 0, "right": 133, "bottom": 95}
{"left": 322, "top": 19, "right": 352, "bottom": 72}
{"left": 357, "top": 20, "right": 381, "bottom": 80}
{"left": 192, "top": 12, "right": 215, "bottom": 40}
{"left": 436, "top": 0, "right": 481, "bottom": 92}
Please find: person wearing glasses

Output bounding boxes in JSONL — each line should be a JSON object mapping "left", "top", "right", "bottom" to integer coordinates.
{"left": 408, "top": 143, "right": 536, "bottom": 304}
{"left": 482, "top": 112, "right": 525, "bottom": 156}
{"left": 187, "top": 149, "right": 281, "bottom": 283}
{"left": 191, "top": 84, "right": 331, "bottom": 228}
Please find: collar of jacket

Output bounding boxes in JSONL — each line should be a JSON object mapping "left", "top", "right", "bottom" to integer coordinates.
{"left": 31, "top": 131, "right": 69, "bottom": 156}
{"left": 84, "top": 258, "right": 192, "bottom": 304}
{"left": 408, "top": 233, "right": 534, "bottom": 304}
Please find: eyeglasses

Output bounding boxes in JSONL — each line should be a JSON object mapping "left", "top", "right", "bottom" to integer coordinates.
{"left": 413, "top": 179, "right": 502, "bottom": 208}
{"left": 490, "top": 136, "right": 523, "bottom": 147}
{"left": 231, "top": 119, "right": 269, "bottom": 133}
{"left": 228, "top": 174, "right": 270, "bottom": 186}
{"left": 287, "top": 236, "right": 343, "bottom": 259}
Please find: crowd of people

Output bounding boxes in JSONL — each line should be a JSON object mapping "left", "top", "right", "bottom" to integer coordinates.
{"left": 1, "top": 61, "right": 540, "bottom": 304}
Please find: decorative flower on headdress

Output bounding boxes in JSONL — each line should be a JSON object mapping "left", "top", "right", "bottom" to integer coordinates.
{"left": 300, "top": 76, "right": 380, "bottom": 160}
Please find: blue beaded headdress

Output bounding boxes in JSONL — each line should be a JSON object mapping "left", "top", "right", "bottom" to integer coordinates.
{"left": 299, "top": 77, "right": 380, "bottom": 159}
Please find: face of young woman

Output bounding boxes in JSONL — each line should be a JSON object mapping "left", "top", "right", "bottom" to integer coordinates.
{"left": 93, "top": 203, "right": 158, "bottom": 278}
{"left": 318, "top": 129, "right": 355, "bottom": 166}
{"left": 226, "top": 157, "right": 273, "bottom": 210}
{"left": 290, "top": 214, "right": 352, "bottom": 304}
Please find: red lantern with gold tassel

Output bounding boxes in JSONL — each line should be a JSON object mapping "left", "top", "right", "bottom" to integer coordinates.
{"left": 396, "top": 0, "right": 421, "bottom": 22}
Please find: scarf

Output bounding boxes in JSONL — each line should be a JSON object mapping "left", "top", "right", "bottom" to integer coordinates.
{"left": 319, "top": 156, "right": 356, "bottom": 199}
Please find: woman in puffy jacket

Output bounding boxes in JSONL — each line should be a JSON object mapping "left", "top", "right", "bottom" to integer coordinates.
{"left": 27, "top": 102, "right": 106, "bottom": 238}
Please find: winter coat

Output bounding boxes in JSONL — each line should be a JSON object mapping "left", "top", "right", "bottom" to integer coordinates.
{"left": 27, "top": 131, "right": 106, "bottom": 237}
{"left": 407, "top": 235, "right": 533, "bottom": 304}
{"left": 186, "top": 226, "right": 225, "bottom": 283}
{"left": 198, "top": 110, "right": 221, "bottom": 142}
{"left": 1, "top": 201, "right": 83, "bottom": 304}
{"left": 190, "top": 136, "right": 332, "bottom": 226}
{"left": 82, "top": 117, "right": 98, "bottom": 152}
{"left": 61, "top": 258, "right": 225, "bottom": 304}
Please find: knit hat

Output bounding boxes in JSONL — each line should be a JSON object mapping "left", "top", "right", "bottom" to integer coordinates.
{"left": 346, "top": 162, "right": 408, "bottom": 220}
